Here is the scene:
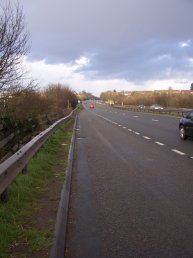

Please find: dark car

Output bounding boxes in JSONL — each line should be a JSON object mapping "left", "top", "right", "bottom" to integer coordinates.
{"left": 179, "top": 110, "right": 193, "bottom": 140}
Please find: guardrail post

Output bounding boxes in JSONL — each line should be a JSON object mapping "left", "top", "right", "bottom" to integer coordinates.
{"left": 22, "top": 165, "right": 28, "bottom": 174}
{"left": 0, "top": 188, "right": 8, "bottom": 202}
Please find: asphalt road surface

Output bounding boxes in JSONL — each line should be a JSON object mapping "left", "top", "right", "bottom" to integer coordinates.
{"left": 65, "top": 104, "right": 193, "bottom": 258}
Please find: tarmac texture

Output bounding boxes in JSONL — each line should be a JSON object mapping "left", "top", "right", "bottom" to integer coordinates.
{"left": 65, "top": 109, "right": 193, "bottom": 258}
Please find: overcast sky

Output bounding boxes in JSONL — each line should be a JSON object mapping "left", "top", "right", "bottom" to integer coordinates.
{"left": 11, "top": 0, "right": 193, "bottom": 95}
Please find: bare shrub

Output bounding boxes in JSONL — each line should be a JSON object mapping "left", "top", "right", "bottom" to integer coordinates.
{"left": 43, "top": 84, "right": 78, "bottom": 114}
{"left": 0, "top": 89, "right": 45, "bottom": 120}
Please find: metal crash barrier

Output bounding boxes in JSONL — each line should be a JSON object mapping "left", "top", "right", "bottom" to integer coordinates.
{"left": 0, "top": 108, "right": 77, "bottom": 201}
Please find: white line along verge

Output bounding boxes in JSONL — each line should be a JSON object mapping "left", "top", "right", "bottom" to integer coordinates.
{"left": 95, "top": 113, "right": 113, "bottom": 123}
{"left": 143, "top": 136, "right": 151, "bottom": 140}
{"left": 171, "top": 149, "right": 186, "bottom": 155}
{"left": 155, "top": 141, "right": 165, "bottom": 146}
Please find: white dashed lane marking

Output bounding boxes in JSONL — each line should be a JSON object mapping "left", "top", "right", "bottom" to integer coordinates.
{"left": 155, "top": 141, "right": 165, "bottom": 146}
{"left": 94, "top": 112, "right": 192, "bottom": 161}
{"left": 171, "top": 149, "right": 186, "bottom": 155}
{"left": 152, "top": 119, "right": 159, "bottom": 122}
{"left": 143, "top": 136, "right": 151, "bottom": 140}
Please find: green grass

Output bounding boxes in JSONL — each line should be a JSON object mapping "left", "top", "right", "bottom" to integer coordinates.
{"left": 0, "top": 118, "right": 74, "bottom": 257}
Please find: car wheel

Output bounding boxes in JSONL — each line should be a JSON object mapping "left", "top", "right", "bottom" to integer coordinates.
{"left": 179, "top": 125, "right": 187, "bottom": 140}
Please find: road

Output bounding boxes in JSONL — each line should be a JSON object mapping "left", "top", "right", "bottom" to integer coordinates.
{"left": 65, "top": 103, "right": 193, "bottom": 258}
{"left": 90, "top": 103, "right": 193, "bottom": 158}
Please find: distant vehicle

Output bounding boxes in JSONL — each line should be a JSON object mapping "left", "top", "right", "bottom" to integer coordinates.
{"left": 89, "top": 104, "right": 94, "bottom": 109}
{"left": 150, "top": 104, "right": 164, "bottom": 110}
{"left": 138, "top": 104, "right": 145, "bottom": 109}
{"left": 179, "top": 110, "right": 193, "bottom": 140}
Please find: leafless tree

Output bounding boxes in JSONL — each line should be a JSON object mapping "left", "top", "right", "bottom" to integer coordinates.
{"left": 0, "top": 1, "right": 30, "bottom": 92}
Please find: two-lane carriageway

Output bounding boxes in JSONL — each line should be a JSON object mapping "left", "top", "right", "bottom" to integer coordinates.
{"left": 65, "top": 103, "right": 193, "bottom": 258}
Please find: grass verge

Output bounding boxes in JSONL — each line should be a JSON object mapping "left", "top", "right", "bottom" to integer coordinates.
{"left": 0, "top": 117, "right": 75, "bottom": 258}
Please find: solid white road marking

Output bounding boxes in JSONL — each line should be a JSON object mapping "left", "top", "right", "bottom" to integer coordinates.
{"left": 171, "top": 149, "right": 186, "bottom": 155}
{"left": 155, "top": 141, "right": 165, "bottom": 146}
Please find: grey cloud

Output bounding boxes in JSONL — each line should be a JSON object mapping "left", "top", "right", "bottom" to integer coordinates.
{"left": 16, "top": 0, "right": 193, "bottom": 82}
{"left": 79, "top": 40, "right": 193, "bottom": 81}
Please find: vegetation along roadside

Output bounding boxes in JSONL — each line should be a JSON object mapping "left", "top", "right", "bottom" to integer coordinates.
{"left": 0, "top": 117, "right": 75, "bottom": 258}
